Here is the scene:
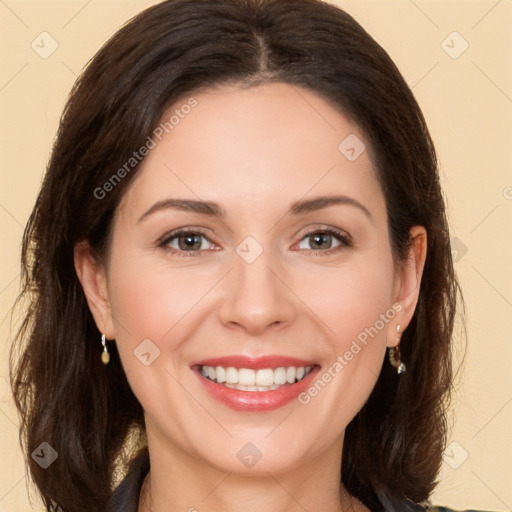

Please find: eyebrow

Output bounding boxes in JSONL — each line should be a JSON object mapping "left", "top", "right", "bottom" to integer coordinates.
{"left": 137, "top": 195, "right": 373, "bottom": 223}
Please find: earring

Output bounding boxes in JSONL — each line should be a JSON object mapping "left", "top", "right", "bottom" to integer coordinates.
{"left": 101, "top": 333, "right": 110, "bottom": 365}
{"left": 388, "top": 324, "right": 406, "bottom": 374}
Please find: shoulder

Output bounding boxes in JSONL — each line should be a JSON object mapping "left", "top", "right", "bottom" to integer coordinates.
{"left": 375, "top": 490, "right": 495, "bottom": 512}
{"left": 105, "top": 446, "right": 150, "bottom": 512}
{"left": 427, "top": 507, "right": 497, "bottom": 512}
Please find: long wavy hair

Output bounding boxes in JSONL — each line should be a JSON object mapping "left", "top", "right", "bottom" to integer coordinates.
{"left": 10, "top": 0, "right": 463, "bottom": 510}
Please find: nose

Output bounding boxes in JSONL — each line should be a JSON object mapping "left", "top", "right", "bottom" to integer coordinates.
{"left": 218, "top": 246, "right": 297, "bottom": 336}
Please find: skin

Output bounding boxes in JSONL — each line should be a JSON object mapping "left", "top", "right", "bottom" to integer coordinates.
{"left": 75, "top": 82, "right": 427, "bottom": 512}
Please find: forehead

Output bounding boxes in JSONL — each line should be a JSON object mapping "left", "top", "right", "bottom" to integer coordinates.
{"left": 116, "top": 82, "right": 385, "bottom": 225}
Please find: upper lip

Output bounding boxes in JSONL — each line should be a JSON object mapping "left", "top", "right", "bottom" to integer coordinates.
{"left": 191, "top": 355, "right": 319, "bottom": 370}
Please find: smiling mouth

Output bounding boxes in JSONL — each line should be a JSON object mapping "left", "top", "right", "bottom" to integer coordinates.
{"left": 198, "top": 364, "right": 315, "bottom": 392}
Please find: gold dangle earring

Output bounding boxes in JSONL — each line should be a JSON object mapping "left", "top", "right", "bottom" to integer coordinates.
{"left": 388, "top": 324, "right": 406, "bottom": 374}
{"left": 101, "top": 333, "right": 110, "bottom": 365}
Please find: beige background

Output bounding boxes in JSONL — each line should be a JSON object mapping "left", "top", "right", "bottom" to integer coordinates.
{"left": 1, "top": 0, "right": 511, "bottom": 510}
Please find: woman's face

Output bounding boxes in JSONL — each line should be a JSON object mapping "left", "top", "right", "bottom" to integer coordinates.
{"left": 79, "top": 82, "right": 424, "bottom": 476}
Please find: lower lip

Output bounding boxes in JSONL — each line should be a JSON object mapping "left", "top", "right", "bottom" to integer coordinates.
{"left": 193, "top": 366, "right": 320, "bottom": 412}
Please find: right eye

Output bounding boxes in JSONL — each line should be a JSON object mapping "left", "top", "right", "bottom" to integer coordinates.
{"left": 159, "top": 228, "right": 217, "bottom": 256}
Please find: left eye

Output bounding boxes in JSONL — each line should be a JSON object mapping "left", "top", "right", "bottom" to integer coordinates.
{"left": 296, "top": 230, "right": 348, "bottom": 252}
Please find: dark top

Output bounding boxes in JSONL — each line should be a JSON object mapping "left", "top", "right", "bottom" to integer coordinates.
{"left": 105, "top": 447, "right": 488, "bottom": 512}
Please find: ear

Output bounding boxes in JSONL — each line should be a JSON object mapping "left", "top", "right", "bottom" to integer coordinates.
{"left": 387, "top": 226, "right": 427, "bottom": 347}
{"left": 74, "top": 241, "right": 116, "bottom": 339}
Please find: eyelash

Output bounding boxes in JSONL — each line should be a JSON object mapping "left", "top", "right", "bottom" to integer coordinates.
{"left": 158, "top": 226, "right": 352, "bottom": 257}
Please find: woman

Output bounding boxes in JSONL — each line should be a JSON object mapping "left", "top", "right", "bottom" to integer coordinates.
{"left": 10, "top": 0, "right": 466, "bottom": 510}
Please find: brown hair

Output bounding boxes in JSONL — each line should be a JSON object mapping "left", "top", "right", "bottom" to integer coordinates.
{"left": 10, "top": 0, "right": 463, "bottom": 510}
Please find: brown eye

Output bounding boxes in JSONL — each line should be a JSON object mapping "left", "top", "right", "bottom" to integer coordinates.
{"left": 296, "top": 228, "right": 351, "bottom": 254}
{"left": 176, "top": 233, "right": 204, "bottom": 251}
{"left": 159, "top": 228, "right": 215, "bottom": 255}
{"left": 308, "top": 232, "right": 337, "bottom": 250}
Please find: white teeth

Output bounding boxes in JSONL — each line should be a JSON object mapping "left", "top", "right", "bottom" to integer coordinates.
{"left": 238, "top": 368, "right": 256, "bottom": 386}
{"left": 216, "top": 366, "right": 226, "bottom": 383}
{"left": 274, "top": 367, "right": 287, "bottom": 385}
{"left": 225, "top": 367, "right": 238, "bottom": 384}
{"left": 223, "top": 383, "right": 281, "bottom": 391}
{"left": 256, "top": 368, "right": 274, "bottom": 386}
{"left": 199, "top": 364, "right": 314, "bottom": 390}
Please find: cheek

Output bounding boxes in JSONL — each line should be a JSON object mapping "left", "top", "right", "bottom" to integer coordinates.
{"left": 291, "top": 254, "right": 396, "bottom": 420}
{"left": 298, "top": 256, "right": 396, "bottom": 347}
{"left": 105, "top": 247, "right": 207, "bottom": 423}
{"left": 105, "top": 242, "right": 228, "bottom": 391}
{"left": 107, "top": 245, "right": 212, "bottom": 340}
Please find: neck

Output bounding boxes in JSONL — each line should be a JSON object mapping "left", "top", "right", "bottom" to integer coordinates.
{"left": 139, "top": 474, "right": 363, "bottom": 512}
{"left": 138, "top": 429, "right": 368, "bottom": 512}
